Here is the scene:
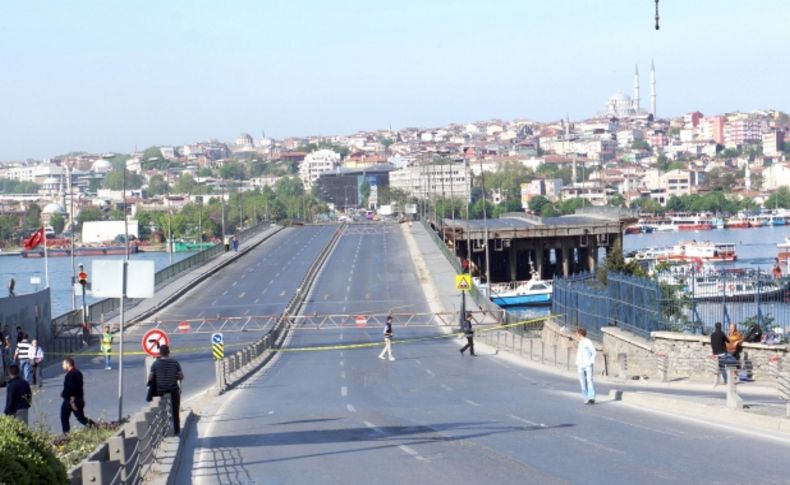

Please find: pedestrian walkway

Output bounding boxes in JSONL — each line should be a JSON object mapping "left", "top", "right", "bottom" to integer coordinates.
{"left": 404, "top": 221, "right": 790, "bottom": 428}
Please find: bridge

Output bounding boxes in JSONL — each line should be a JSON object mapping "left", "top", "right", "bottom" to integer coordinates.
{"left": 17, "top": 222, "right": 790, "bottom": 483}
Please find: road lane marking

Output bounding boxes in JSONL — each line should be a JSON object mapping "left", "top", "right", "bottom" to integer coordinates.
{"left": 340, "top": 371, "right": 346, "bottom": 379}
{"left": 279, "top": 290, "right": 286, "bottom": 296}
{"left": 593, "top": 413, "right": 683, "bottom": 437}
{"left": 238, "top": 292, "right": 246, "bottom": 299}
{"left": 507, "top": 414, "right": 546, "bottom": 428}
{"left": 340, "top": 361, "right": 344, "bottom": 367}
{"left": 341, "top": 386, "right": 348, "bottom": 397}
{"left": 365, "top": 293, "right": 370, "bottom": 300}
{"left": 324, "top": 294, "right": 329, "bottom": 300}
{"left": 363, "top": 421, "right": 385, "bottom": 434}
{"left": 244, "top": 309, "right": 250, "bottom": 315}
{"left": 440, "top": 384, "right": 453, "bottom": 392}
{"left": 346, "top": 404, "right": 356, "bottom": 413}
{"left": 465, "top": 399, "right": 481, "bottom": 407}
{"left": 211, "top": 300, "right": 217, "bottom": 306}
{"left": 569, "top": 435, "right": 625, "bottom": 455}
{"left": 415, "top": 359, "right": 422, "bottom": 365}
{"left": 197, "top": 311, "right": 204, "bottom": 317}
{"left": 254, "top": 298, "right": 259, "bottom": 304}
{"left": 232, "top": 281, "right": 238, "bottom": 287}
{"left": 340, "top": 351, "right": 344, "bottom": 357}
{"left": 398, "top": 445, "right": 427, "bottom": 462}
{"left": 425, "top": 369, "right": 435, "bottom": 377}
{"left": 346, "top": 286, "right": 350, "bottom": 292}
{"left": 222, "top": 290, "right": 228, "bottom": 296}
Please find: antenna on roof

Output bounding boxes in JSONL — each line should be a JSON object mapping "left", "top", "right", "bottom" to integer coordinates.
{"left": 654, "top": 0, "right": 660, "bottom": 30}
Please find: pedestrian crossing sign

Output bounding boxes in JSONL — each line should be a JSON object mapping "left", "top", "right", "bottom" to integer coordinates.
{"left": 455, "top": 274, "right": 472, "bottom": 291}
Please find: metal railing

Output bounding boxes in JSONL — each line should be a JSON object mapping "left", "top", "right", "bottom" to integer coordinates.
{"left": 51, "top": 221, "right": 277, "bottom": 338}
{"left": 70, "top": 394, "right": 173, "bottom": 485}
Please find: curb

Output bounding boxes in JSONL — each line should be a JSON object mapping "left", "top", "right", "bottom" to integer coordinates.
{"left": 610, "top": 389, "right": 790, "bottom": 436}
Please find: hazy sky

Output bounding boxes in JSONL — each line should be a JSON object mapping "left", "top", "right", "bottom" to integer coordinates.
{"left": 1, "top": 0, "right": 787, "bottom": 160}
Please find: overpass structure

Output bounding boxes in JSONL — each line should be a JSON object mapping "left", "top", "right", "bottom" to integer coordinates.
{"left": 14, "top": 221, "right": 790, "bottom": 483}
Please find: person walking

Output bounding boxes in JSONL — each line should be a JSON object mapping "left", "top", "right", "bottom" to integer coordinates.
{"left": 232, "top": 235, "right": 239, "bottom": 253}
{"left": 101, "top": 326, "right": 113, "bottom": 370}
{"left": 29, "top": 339, "right": 44, "bottom": 388}
{"left": 223, "top": 235, "right": 231, "bottom": 252}
{"left": 13, "top": 334, "right": 31, "bottom": 382}
{"left": 60, "top": 357, "right": 96, "bottom": 434}
{"left": 7, "top": 277, "right": 15, "bottom": 297}
{"left": 710, "top": 321, "right": 732, "bottom": 384}
{"left": 148, "top": 345, "right": 184, "bottom": 436}
{"left": 378, "top": 316, "right": 395, "bottom": 361}
{"left": 575, "top": 328, "right": 597, "bottom": 404}
{"left": 4, "top": 364, "right": 32, "bottom": 425}
{"left": 1, "top": 335, "right": 12, "bottom": 382}
{"left": 459, "top": 312, "right": 476, "bottom": 356}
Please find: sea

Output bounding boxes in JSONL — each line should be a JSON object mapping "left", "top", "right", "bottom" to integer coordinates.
{"left": 1, "top": 251, "right": 194, "bottom": 318}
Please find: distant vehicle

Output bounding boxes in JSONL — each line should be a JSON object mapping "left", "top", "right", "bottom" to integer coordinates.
{"left": 365, "top": 210, "right": 374, "bottom": 220}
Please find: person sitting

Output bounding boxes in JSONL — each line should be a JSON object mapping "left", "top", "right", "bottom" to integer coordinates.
{"left": 710, "top": 322, "right": 731, "bottom": 384}
{"left": 726, "top": 323, "right": 745, "bottom": 362}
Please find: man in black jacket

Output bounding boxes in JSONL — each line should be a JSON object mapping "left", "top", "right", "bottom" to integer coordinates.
{"left": 60, "top": 357, "right": 95, "bottom": 434}
{"left": 459, "top": 312, "right": 476, "bottom": 356}
{"left": 4, "top": 364, "right": 31, "bottom": 425}
{"left": 710, "top": 322, "right": 731, "bottom": 383}
{"left": 148, "top": 345, "right": 184, "bottom": 436}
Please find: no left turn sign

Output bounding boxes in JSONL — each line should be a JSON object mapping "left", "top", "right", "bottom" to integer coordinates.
{"left": 141, "top": 329, "right": 170, "bottom": 357}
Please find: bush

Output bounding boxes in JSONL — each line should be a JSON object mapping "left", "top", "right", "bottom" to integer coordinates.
{"left": 0, "top": 415, "right": 67, "bottom": 485}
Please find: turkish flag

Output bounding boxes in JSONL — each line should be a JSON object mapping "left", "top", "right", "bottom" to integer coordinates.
{"left": 24, "top": 226, "right": 45, "bottom": 250}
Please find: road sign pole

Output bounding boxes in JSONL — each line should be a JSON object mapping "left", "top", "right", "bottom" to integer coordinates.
{"left": 118, "top": 260, "right": 127, "bottom": 422}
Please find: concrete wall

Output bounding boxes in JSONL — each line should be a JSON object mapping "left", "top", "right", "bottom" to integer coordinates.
{"left": 541, "top": 318, "right": 606, "bottom": 372}
{"left": 601, "top": 326, "right": 789, "bottom": 382}
{"left": 0, "top": 288, "right": 52, "bottom": 343}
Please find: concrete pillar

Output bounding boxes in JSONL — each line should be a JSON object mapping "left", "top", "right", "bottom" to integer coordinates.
{"left": 508, "top": 242, "right": 517, "bottom": 282}
{"left": 561, "top": 241, "right": 571, "bottom": 277}
{"left": 535, "top": 245, "right": 544, "bottom": 279}
{"left": 588, "top": 242, "right": 598, "bottom": 273}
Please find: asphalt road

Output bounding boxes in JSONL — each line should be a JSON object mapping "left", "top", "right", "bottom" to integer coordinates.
{"left": 177, "top": 223, "right": 790, "bottom": 484}
{"left": 24, "top": 225, "right": 336, "bottom": 433}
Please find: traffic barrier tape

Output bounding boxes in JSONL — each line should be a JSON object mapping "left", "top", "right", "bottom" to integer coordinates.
{"left": 272, "top": 315, "right": 552, "bottom": 353}
{"left": 47, "top": 315, "right": 555, "bottom": 357}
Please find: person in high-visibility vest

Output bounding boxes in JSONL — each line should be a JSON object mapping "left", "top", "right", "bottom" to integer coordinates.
{"left": 101, "top": 326, "right": 113, "bottom": 370}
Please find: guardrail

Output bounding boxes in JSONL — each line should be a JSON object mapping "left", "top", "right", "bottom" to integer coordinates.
{"left": 68, "top": 394, "right": 172, "bottom": 485}
{"left": 214, "top": 223, "right": 346, "bottom": 394}
{"left": 51, "top": 221, "right": 276, "bottom": 338}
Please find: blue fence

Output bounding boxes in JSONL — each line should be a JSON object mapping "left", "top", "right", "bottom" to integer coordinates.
{"left": 552, "top": 270, "right": 790, "bottom": 340}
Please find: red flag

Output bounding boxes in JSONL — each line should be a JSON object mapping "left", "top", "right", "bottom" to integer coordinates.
{"left": 24, "top": 226, "right": 45, "bottom": 250}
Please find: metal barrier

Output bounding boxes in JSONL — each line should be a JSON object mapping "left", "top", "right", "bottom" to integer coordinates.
{"left": 778, "top": 370, "right": 790, "bottom": 418}
{"left": 214, "top": 223, "right": 346, "bottom": 394}
{"left": 52, "top": 222, "right": 277, "bottom": 338}
{"left": 70, "top": 394, "right": 173, "bottom": 485}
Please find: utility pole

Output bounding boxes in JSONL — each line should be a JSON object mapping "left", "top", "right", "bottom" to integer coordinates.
{"left": 118, "top": 157, "right": 130, "bottom": 422}
{"left": 221, "top": 182, "right": 226, "bottom": 240}
{"left": 480, "top": 158, "right": 491, "bottom": 297}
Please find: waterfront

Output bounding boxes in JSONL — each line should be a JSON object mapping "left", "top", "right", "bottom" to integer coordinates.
{"left": 0, "top": 251, "right": 194, "bottom": 318}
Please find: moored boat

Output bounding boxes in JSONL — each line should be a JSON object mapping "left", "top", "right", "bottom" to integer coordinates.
{"left": 633, "top": 240, "right": 736, "bottom": 263}
{"left": 475, "top": 273, "right": 553, "bottom": 307}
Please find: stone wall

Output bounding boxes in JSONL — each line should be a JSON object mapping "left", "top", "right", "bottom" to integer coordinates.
{"left": 600, "top": 326, "right": 789, "bottom": 382}
{"left": 542, "top": 318, "right": 606, "bottom": 371}
{"left": 0, "top": 288, "right": 52, "bottom": 343}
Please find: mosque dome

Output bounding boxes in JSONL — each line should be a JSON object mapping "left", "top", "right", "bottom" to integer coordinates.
{"left": 91, "top": 159, "right": 113, "bottom": 173}
{"left": 42, "top": 203, "right": 67, "bottom": 215}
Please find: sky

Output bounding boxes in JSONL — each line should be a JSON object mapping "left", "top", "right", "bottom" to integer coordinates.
{"left": 1, "top": 0, "right": 788, "bottom": 160}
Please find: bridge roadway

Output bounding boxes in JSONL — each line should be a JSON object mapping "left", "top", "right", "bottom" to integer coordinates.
{"left": 29, "top": 225, "right": 336, "bottom": 433}
{"left": 176, "top": 223, "right": 790, "bottom": 484}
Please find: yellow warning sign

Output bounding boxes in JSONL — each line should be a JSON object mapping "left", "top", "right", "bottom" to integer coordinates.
{"left": 455, "top": 274, "right": 472, "bottom": 291}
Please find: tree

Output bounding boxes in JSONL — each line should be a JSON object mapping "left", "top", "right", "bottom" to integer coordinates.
{"left": 274, "top": 177, "right": 304, "bottom": 199}
{"left": 219, "top": 162, "right": 246, "bottom": 180}
{"left": 103, "top": 170, "right": 143, "bottom": 190}
{"left": 49, "top": 213, "right": 65, "bottom": 234}
{"left": 0, "top": 215, "right": 18, "bottom": 242}
{"left": 764, "top": 186, "right": 790, "bottom": 209}
{"left": 360, "top": 181, "right": 371, "bottom": 203}
{"left": 198, "top": 167, "right": 213, "bottom": 177}
{"left": 492, "top": 199, "right": 522, "bottom": 218}
{"left": 608, "top": 193, "right": 626, "bottom": 208}
{"left": 143, "top": 146, "right": 164, "bottom": 162}
{"left": 630, "top": 139, "right": 651, "bottom": 151}
{"left": 630, "top": 197, "right": 663, "bottom": 213}
{"left": 470, "top": 198, "right": 493, "bottom": 218}
{"left": 173, "top": 174, "right": 197, "bottom": 194}
{"left": 24, "top": 204, "right": 41, "bottom": 229}
{"left": 558, "top": 197, "right": 587, "bottom": 215}
{"left": 528, "top": 196, "right": 553, "bottom": 216}
{"left": 77, "top": 207, "right": 104, "bottom": 230}
{"left": 146, "top": 174, "right": 170, "bottom": 196}
{"left": 0, "top": 178, "right": 39, "bottom": 194}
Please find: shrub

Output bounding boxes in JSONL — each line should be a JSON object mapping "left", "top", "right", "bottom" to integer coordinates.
{"left": 0, "top": 415, "right": 67, "bottom": 485}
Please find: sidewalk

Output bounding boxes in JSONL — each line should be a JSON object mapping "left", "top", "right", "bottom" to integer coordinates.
{"left": 403, "top": 222, "right": 790, "bottom": 435}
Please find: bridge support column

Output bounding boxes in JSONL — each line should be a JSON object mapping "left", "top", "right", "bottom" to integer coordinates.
{"left": 561, "top": 241, "right": 571, "bottom": 277}
{"left": 588, "top": 242, "right": 598, "bottom": 273}
{"left": 535, "top": 245, "right": 544, "bottom": 279}
{"left": 508, "top": 242, "right": 517, "bottom": 282}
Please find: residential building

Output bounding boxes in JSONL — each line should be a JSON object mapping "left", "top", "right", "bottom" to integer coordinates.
{"left": 763, "top": 130, "right": 785, "bottom": 157}
{"left": 298, "top": 149, "right": 340, "bottom": 191}
{"left": 389, "top": 163, "right": 470, "bottom": 202}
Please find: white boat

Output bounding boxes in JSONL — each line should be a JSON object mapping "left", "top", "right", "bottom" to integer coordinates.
{"left": 633, "top": 241, "right": 736, "bottom": 263}
{"left": 778, "top": 236, "right": 790, "bottom": 263}
{"left": 476, "top": 273, "right": 553, "bottom": 307}
{"left": 684, "top": 271, "right": 788, "bottom": 302}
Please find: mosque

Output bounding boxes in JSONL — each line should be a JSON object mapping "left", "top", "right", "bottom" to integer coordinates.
{"left": 601, "top": 61, "right": 657, "bottom": 119}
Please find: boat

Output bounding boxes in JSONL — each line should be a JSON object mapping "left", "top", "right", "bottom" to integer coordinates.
{"left": 724, "top": 216, "right": 750, "bottom": 229}
{"left": 779, "top": 236, "right": 790, "bottom": 263}
{"left": 475, "top": 272, "right": 553, "bottom": 307}
{"left": 671, "top": 215, "right": 714, "bottom": 231}
{"left": 633, "top": 241, "right": 736, "bottom": 263}
{"left": 682, "top": 270, "right": 789, "bottom": 302}
{"left": 21, "top": 245, "right": 139, "bottom": 258}
{"left": 624, "top": 225, "right": 642, "bottom": 235}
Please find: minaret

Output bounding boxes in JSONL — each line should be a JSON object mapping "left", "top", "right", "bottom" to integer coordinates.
{"left": 567, "top": 114, "right": 577, "bottom": 183}
{"left": 633, "top": 65, "right": 640, "bottom": 112}
{"left": 650, "top": 60, "right": 657, "bottom": 118}
{"left": 745, "top": 163, "right": 752, "bottom": 191}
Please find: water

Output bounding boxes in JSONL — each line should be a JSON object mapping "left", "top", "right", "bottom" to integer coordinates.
{"left": 1, "top": 251, "right": 194, "bottom": 318}
{"left": 623, "top": 225, "right": 790, "bottom": 271}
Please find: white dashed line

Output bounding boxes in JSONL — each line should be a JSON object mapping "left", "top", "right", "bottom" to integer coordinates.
{"left": 222, "top": 290, "right": 228, "bottom": 296}
{"left": 232, "top": 281, "right": 238, "bottom": 287}
{"left": 244, "top": 309, "right": 250, "bottom": 315}
{"left": 238, "top": 292, "right": 246, "bottom": 299}
{"left": 340, "top": 361, "right": 344, "bottom": 367}
{"left": 211, "top": 300, "right": 217, "bottom": 306}
{"left": 340, "top": 371, "right": 346, "bottom": 379}
{"left": 569, "top": 435, "right": 625, "bottom": 455}
{"left": 363, "top": 421, "right": 385, "bottom": 434}
{"left": 425, "top": 369, "right": 435, "bottom": 377}
{"left": 398, "top": 445, "right": 427, "bottom": 461}
{"left": 440, "top": 384, "right": 453, "bottom": 392}
{"left": 339, "top": 351, "right": 344, "bottom": 357}
{"left": 414, "top": 359, "right": 422, "bottom": 365}
{"left": 346, "top": 404, "right": 356, "bottom": 413}
{"left": 341, "top": 386, "right": 348, "bottom": 397}
{"left": 279, "top": 290, "right": 286, "bottom": 297}
{"left": 465, "top": 399, "right": 481, "bottom": 407}
{"left": 507, "top": 414, "right": 546, "bottom": 428}
{"left": 254, "top": 298, "right": 259, "bottom": 304}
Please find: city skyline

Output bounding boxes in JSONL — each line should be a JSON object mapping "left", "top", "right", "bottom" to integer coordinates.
{"left": 1, "top": 0, "right": 789, "bottom": 160}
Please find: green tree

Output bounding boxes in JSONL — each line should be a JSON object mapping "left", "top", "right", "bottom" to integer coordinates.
{"left": 764, "top": 186, "right": 790, "bottom": 209}
{"left": 146, "top": 174, "right": 170, "bottom": 196}
{"left": 608, "top": 193, "right": 626, "bottom": 208}
{"left": 219, "top": 162, "right": 246, "bottom": 180}
{"left": 630, "top": 197, "right": 664, "bottom": 213}
{"left": 77, "top": 207, "right": 104, "bottom": 230}
{"left": 492, "top": 199, "right": 523, "bottom": 218}
{"left": 558, "top": 197, "right": 587, "bottom": 215}
{"left": 528, "top": 195, "right": 553, "bottom": 215}
{"left": 0, "top": 178, "right": 40, "bottom": 193}
{"left": 470, "top": 198, "right": 494, "bottom": 218}
{"left": 0, "top": 215, "right": 18, "bottom": 242}
{"left": 24, "top": 203, "right": 41, "bottom": 229}
{"left": 198, "top": 167, "right": 213, "bottom": 177}
{"left": 630, "top": 139, "right": 651, "bottom": 151}
{"left": 274, "top": 177, "right": 304, "bottom": 199}
{"left": 49, "top": 213, "right": 65, "bottom": 234}
{"left": 173, "top": 174, "right": 197, "bottom": 194}
{"left": 103, "top": 170, "right": 143, "bottom": 190}
{"left": 360, "top": 181, "right": 371, "bottom": 203}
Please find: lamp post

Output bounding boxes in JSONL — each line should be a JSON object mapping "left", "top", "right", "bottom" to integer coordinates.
{"left": 167, "top": 205, "right": 173, "bottom": 265}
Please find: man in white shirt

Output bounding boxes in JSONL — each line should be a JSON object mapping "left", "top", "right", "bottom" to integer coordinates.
{"left": 575, "top": 328, "right": 596, "bottom": 404}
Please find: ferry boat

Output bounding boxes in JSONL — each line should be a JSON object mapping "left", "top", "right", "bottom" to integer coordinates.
{"left": 684, "top": 270, "right": 789, "bottom": 302}
{"left": 724, "top": 216, "right": 750, "bottom": 229}
{"left": 671, "top": 215, "right": 714, "bottom": 231}
{"left": 475, "top": 273, "right": 553, "bottom": 307}
{"left": 633, "top": 241, "right": 736, "bottom": 263}
{"left": 778, "top": 236, "right": 790, "bottom": 263}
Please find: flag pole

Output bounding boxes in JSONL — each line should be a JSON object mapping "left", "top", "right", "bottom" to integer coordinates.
{"left": 43, "top": 225, "right": 49, "bottom": 288}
